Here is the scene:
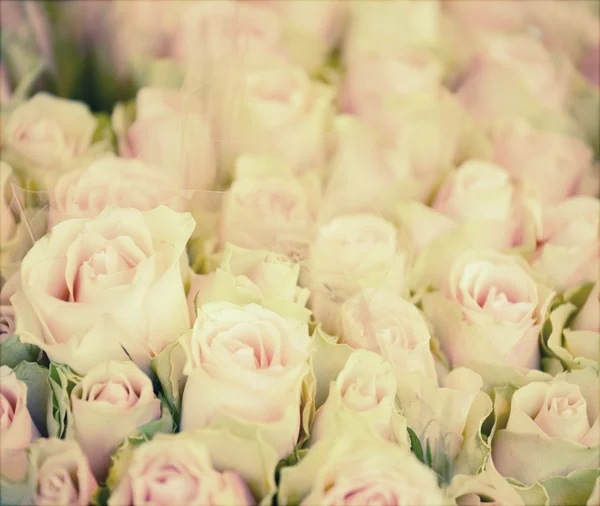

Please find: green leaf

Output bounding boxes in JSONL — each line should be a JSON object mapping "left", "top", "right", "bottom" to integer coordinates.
{"left": 149, "top": 340, "right": 187, "bottom": 427}
{"left": 13, "top": 361, "right": 50, "bottom": 437}
{"left": 407, "top": 427, "right": 425, "bottom": 463}
{"left": 92, "top": 112, "right": 117, "bottom": 151}
{"left": 90, "top": 486, "right": 110, "bottom": 506}
{"left": 47, "top": 363, "right": 81, "bottom": 439}
{"left": 0, "top": 334, "right": 40, "bottom": 369}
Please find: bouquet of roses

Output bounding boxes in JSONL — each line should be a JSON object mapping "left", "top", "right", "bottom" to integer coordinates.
{"left": 0, "top": 1, "right": 599, "bottom": 505}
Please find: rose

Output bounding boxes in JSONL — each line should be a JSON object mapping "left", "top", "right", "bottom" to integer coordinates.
{"left": 341, "top": 49, "right": 443, "bottom": 118}
{"left": 0, "top": 304, "right": 15, "bottom": 341}
{"left": 278, "top": 420, "right": 444, "bottom": 506}
{"left": 458, "top": 35, "right": 570, "bottom": 111}
{"left": 11, "top": 206, "right": 195, "bottom": 374}
{"left": 108, "top": 435, "right": 256, "bottom": 506}
{"left": 532, "top": 196, "right": 599, "bottom": 291}
{"left": 187, "top": 243, "right": 311, "bottom": 324}
{"left": 0, "top": 365, "right": 38, "bottom": 451}
{"left": 542, "top": 282, "right": 599, "bottom": 372}
{"left": 48, "top": 157, "right": 186, "bottom": 228}
{"left": 210, "top": 57, "right": 335, "bottom": 177}
{"left": 0, "top": 161, "right": 18, "bottom": 248}
{"left": 492, "top": 369, "right": 600, "bottom": 485}
{"left": 180, "top": 302, "right": 311, "bottom": 458}
{"left": 69, "top": 361, "right": 162, "bottom": 481}
{"left": 396, "top": 367, "right": 488, "bottom": 477}
{"left": 219, "top": 155, "right": 318, "bottom": 259}
{"left": 305, "top": 213, "right": 407, "bottom": 335}
{"left": 492, "top": 120, "right": 593, "bottom": 206}
{"left": 339, "top": 289, "right": 437, "bottom": 381}
{"left": 2, "top": 93, "right": 112, "bottom": 186}
{"left": 344, "top": 0, "right": 440, "bottom": 63}
{"left": 448, "top": 464, "right": 538, "bottom": 506}
{"left": 311, "top": 348, "right": 408, "bottom": 444}
{"left": 28, "top": 438, "right": 97, "bottom": 506}
{"left": 115, "top": 87, "right": 216, "bottom": 192}
{"left": 173, "top": 0, "right": 285, "bottom": 68}
{"left": 580, "top": 43, "right": 600, "bottom": 88}
{"left": 422, "top": 249, "right": 554, "bottom": 370}
{"left": 258, "top": 0, "right": 346, "bottom": 73}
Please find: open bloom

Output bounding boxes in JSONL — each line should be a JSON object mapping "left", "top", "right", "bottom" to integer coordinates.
{"left": 11, "top": 206, "right": 195, "bottom": 374}
{"left": 180, "top": 302, "right": 311, "bottom": 458}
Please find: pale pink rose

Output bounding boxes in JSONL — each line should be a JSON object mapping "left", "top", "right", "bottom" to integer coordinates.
{"left": 431, "top": 159, "right": 541, "bottom": 250}
{"left": 306, "top": 214, "right": 407, "bottom": 335}
{"left": 48, "top": 157, "right": 185, "bottom": 228}
{"left": 311, "top": 349, "right": 405, "bottom": 444}
{"left": 459, "top": 35, "right": 570, "bottom": 110}
{"left": 11, "top": 206, "right": 195, "bottom": 374}
{"left": 492, "top": 121, "right": 593, "bottom": 205}
{"left": 108, "top": 437, "right": 255, "bottom": 506}
{"left": 173, "top": 0, "right": 285, "bottom": 67}
{"left": 29, "top": 438, "right": 98, "bottom": 506}
{"left": 210, "top": 57, "right": 334, "bottom": 176}
{"left": 493, "top": 369, "right": 600, "bottom": 485}
{"left": 344, "top": 0, "right": 441, "bottom": 64}
{"left": 118, "top": 87, "right": 216, "bottom": 192}
{"left": 0, "top": 365, "right": 39, "bottom": 451}
{"left": 341, "top": 49, "right": 443, "bottom": 118}
{"left": 532, "top": 197, "right": 599, "bottom": 291}
{"left": 180, "top": 302, "right": 311, "bottom": 458}
{"left": 339, "top": 289, "right": 437, "bottom": 381}
{"left": 0, "top": 162, "right": 18, "bottom": 246}
{"left": 442, "top": 0, "right": 529, "bottom": 35}
{"left": 3, "top": 93, "right": 111, "bottom": 185}
{"left": 70, "top": 361, "right": 162, "bottom": 481}
{"left": 219, "top": 167, "right": 317, "bottom": 259}
{"left": 422, "top": 249, "right": 554, "bottom": 370}
{"left": 580, "top": 43, "right": 600, "bottom": 88}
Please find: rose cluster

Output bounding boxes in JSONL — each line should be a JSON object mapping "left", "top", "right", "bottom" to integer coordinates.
{"left": 1, "top": 1, "right": 599, "bottom": 506}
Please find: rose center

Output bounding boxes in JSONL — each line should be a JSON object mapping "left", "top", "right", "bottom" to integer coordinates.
{"left": 37, "top": 469, "right": 78, "bottom": 506}
{"left": 0, "top": 391, "right": 16, "bottom": 431}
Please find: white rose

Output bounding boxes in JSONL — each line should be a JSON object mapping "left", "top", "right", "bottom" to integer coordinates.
{"left": 306, "top": 213, "right": 406, "bottom": 334}
{"left": 69, "top": 361, "right": 162, "bottom": 481}
{"left": 11, "top": 206, "right": 195, "bottom": 374}
{"left": 339, "top": 289, "right": 437, "bottom": 380}
{"left": 180, "top": 302, "right": 312, "bottom": 458}
{"left": 48, "top": 157, "right": 186, "bottom": 228}
{"left": 311, "top": 348, "right": 408, "bottom": 444}
{"left": 2, "top": 93, "right": 111, "bottom": 186}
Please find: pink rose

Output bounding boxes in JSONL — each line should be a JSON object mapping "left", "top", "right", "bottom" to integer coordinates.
{"left": 28, "top": 438, "right": 98, "bottom": 506}
{"left": 342, "top": 49, "right": 443, "bottom": 118}
{"left": 0, "top": 365, "right": 39, "bottom": 451}
{"left": 209, "top": 57, "right": 334, "bottom": 176}
{"left": 108, "top": 436, "right": 255, "bottom": 506}
{"left": 0, "top": 304, "right": 15, "bottom": 341}
{"left": 49, "top": 157, "right": 186, "bottom": 228}
{"left": 458, "top": 35, "right": 570, "bottom": 111}
{"left": 422, "top": 249, "right": 554, "bottom": 370}
{"left": 532, "top": 196, "right": 599, "bottom": 291}
{"left": 219, "top": 155, "right": 319, "bottom": 259}
{"left": 306, "top": 213, "right": 407, "bottom": 335}
{"left": 181, "top": 302, "right": 311, "bottom": 458}
{"left": 492, "top": 121, "right": 593, "bottom": 205}
{"left": 339, "top": 289, "right": 437, "bottom": 381}
{"left": 580, "top": 43, "right": 600, "bottom": 88}
{"left": 492, "top": 369, "right": 600, "bottom": 485}
{"left": 116, "top": 87, "right": 216, "bottom": 192}
{"left": 11, "top": 206, "right": 195, "bottom": 374}
{"left": 70, "top": 361, "right": 162, "bottom": 481}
